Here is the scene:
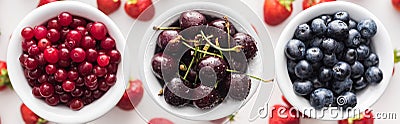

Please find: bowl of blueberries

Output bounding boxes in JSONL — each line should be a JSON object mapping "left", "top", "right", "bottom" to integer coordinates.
{"left": 275, "top": 1, "right": 393, "bottom": 120}
{"left": 123, "top": 0, "right": 275, "bottom": 121}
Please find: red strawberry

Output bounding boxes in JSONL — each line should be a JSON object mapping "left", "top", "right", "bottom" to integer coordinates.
{"left": 393, "top": 0, "right": 400, "bottom": 11}
{"left": 117, "top": 79, "right": 144, "bottom": 110}
{"left": 282, "top": 96, "right": 292, "bottom": 107}
{"left": 302, "top": 0, "right": 336, "bottom": 10}
{"left": 263, "top": 0, "right": 294, "bottom": 26}
{"left": 148, "top": 118, "right": 173, "bottom": 124}
{"left": 269, "top": 104, "right": 300, "bottom": 124}
{"left": 37, "top": 0, "right": 59, "bottom": 7}
{"left": 97, "top": 0, "right": 121, "bottom": 15}
{"left": 124, "top": 0, "right": 152, "bottom": 19}
{"left": 338, "top": 110, "right": 374, "bottom": 124}
{"left": 0, "top": 61, "right": 11, "bottom": 91}
{"left": 20, "top": 104, "right": 47, "bottom": 124}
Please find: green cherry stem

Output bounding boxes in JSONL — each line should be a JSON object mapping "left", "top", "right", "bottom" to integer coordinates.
{"left": 226, "top": 69, "right": 274, "bottom": 83}
{"left": 184, "top": 47, "right": 198, "bottom": 80}
{"left": 200, "top": 31, "right": 243, "bottom": 52}
{"left": 181, "top": 41, "right": 223, "bottom": 58}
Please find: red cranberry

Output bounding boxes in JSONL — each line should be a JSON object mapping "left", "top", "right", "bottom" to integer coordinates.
{"left": 78, "top": 62, "right": 93, "bottom": 76}
{"left": 47, "top": 19, "right": 61, "bottom": 30}
{"left": 71, "top": 87, "right": 84, "bottom": 97}
{"left": 66, "top": 30, "right": 82, "bottom": 42}
{"left": 38, "top": 74, "right": 48, "bottom": 83}
{"left": 65, "top": 40, "right": 77, "bottom": 50}
{"left": 71, "top": 48, "right": 86, "bottom": 62}
{"left": 98, "top": 80, "right": 109, "bottom": 92}
{"left": 59, "top": 48, "right": 70, "bottom": 60}
{"left": 85, "top": 74, "right": 98, "bottom": 88}
{"left": 83, "top": 96, "right": 94, "bottom": 105}
{"left": 105, "top": 74, "right": 116, "bottom": 86}
{"left": 28, "top": 45, "right": 40, "bottom": 56}
{"left": 75, "top": 26, "right": 88, "bottom": 36}
{"left": 39, "top": 82, "right": 54, "bottom": 98}
{"left": 35, "top": 53, "right": 46, "bottom": 66}
{"left": 47, "top": 28, "right": 60, "bottom": 43}
{"left": 108, "top": 50, "right": 121, "bottom": 63}
{"left": 27, "top": 78, "right": 38, "bottom": 87}
{"left": 22, "top": 39, "right": 36, "bottom": 52}
{"left": 80, "top": 36, "right": 96, "bottom": 49}
{"left": 70, "top": 17, "right": 87, "bottom": 29}
{"left": 69, "top": 99, "right": 84, "bottom": 110}
{"left": 21, "top": 27, "right": 34, "bottom": 39}
{"left": 44, "top": 47, "right": 59, "bottom": 64}
{"left": 54, "top": 85, "right": 64, "bottom": 95}
{"left": 90, "top": 22, "right": 107, "bottom": 40}
{"left": 86, "top": 48, "right": 98, "bottom": 62}
{"left": 100, "top": 37, "right": 115, "bottom": 50}
{"left": 58, "top": 59, "right": 70, "bottom": 68}
{"left": 28, "top": 69, "right": 42, "bottom": 79}
{"left": 84, "top": 89, "right": 92, "bottom": 98}
{"left": 62, "top": 80, "right": 76, "bottom": 92}
{"left": 97, "top": 55, "right": 110, "bottom": 67}
{"left": 76, "top": 77, "right": 85, "bottom": 87}
{"left": 92, "top": 90, "right": 103, "bottom": 99}
{"left": 54, "top": 69, "right": 67, "bottom": 82}
{"left": 58, "top": 12, "right": 73, "bottom": 26}
{"left": 60, "top": 93, "right": 72, "bottom": 103}
{"left": 60, "top": 27, "right": 70, "bottom": 41}
{"left": 19, "top": 54, "right": 29, "bottom": 65}
{"left": 24, "top": 57, "right": 38, "bottom": 70}
{"left": 32, "top": 86, "right": 42, "bottom": 98}
{"left": 45, "top": 64, "right": 57, "bottom": 74}
{"left": 93, "top": 65, "right": 108, "bottom": 77}
{"left": 106, "top": 64, "right": 118, "bottom": 74}
{"left": 34, "top": 26, "right": 48, "bottom": 40}
{"left": 68, "top": 70, "right": 79, "bottom": 81}
{"left": 45, "top": 95, "right": 60, "bottom": 106}
{"left": 47, "top": 75, "right": 57, "bottom": 84}
{"left": 86, "top": 22, "right": 93, "bottom": 31}
{"left": 37, "top": 38, "right": 52, "bottom": 51}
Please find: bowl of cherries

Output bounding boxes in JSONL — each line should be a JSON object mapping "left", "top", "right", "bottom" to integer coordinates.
{"left": 123, "top": 1, "right": 275, "bottom": 121}
{"left": 7, "top": 1, "right": 126, "bottom": 123}
{"left": 275, "top": 1, "right": 393, "bottom": 120}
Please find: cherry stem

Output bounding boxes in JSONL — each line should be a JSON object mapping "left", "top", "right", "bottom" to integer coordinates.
{"left": 153, "top": 26, "right": 182, "bottom": 30}
{"left": 226, "top": 69, "right": 274, "bottom": 83}
{"left": 181, "top": 42, "right": 223, "bottom": 58}
{"left": 158, "top": 89, "right": 163, "bottom": 96}
{"left": 200, "top": 31, "right": 243, "bottom": 52}
{"left": 184, "top": 47, "right": 198, "bottom": 80}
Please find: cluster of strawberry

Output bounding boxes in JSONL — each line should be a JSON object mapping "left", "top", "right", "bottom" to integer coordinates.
{"left": 0, "top": 61, "right": 11, "bottom": 91}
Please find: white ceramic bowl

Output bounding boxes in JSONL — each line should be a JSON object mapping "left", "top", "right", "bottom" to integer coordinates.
{"left": 123, "top": 0, "right": 275, "bottom": 121}
{"left": 275, "top": 1, "right": 393, "bottom": 120}
{"left": 7, "top": 1, "right": 126, "bottom": 123}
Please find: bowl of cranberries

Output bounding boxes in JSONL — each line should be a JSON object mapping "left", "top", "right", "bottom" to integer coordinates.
{"left": 123, "top": 1, "right": 275, "bottom": 121}
{"left": 7, "top": 1, "right": 125, "bottom": 123}
{"left": 275, "top": 1, "right": 393, "bottom": 120}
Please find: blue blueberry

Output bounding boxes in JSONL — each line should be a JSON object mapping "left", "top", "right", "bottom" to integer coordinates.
{"left": 327, "top": 20, "right": 349, "bottom": 40}
{"left": 321, "top": 38, "right": 337, "bottom": 53}
{"left": 309, "top": 37, "right": 323, "bottom": 48}
{"left": 306, "top": 47, "right": 324, "bottom": 63}
{"left": 332, "top": 78, "right": 353, "bottom": 94}
{"left": 285, "top": 39, "right": 306, "bottom": 60}
{"left": 311, "top": 18, "right": 327, "bottom": 36}
{"left": 365, "top": 66, "right": 383, "bottom": 84}
{"left": 294, "top": 60, "right": 313, "bottom": 79}
{"left": 319, "top": 67, "right": 333, "bottom": 82}
{"left": 310, "top": 88, "right": 334, "bottom": 109}
{"left": 342, "top": 49, "right": 358, "bottom": 64}
{"left": 356, "top": 44, "right": 370, "bottom": 61}
{"left": 360, "top": 38, "right": 371, "bottom": 45}
{"left": 323, "top": 53, "right": 338, "bottom": 67}
{"left": 320, "top": 15, "right": 332, "bottom": 24}
{"left": 337, "top": 92, "right": 357, "bottom": 109}
{"left": 363, "top": 53, "right": 379, "bottom": 68}
{"left": 311, "top": 62, "right": 322, "bottom": 75}
{"left": 333, "top": 11, "right": 350, "bottom": 22}
{"left": 293, "top": 80, "right": 314, "bottom": 96}
{"left": 295, "top": 23, "right": 313, "bottom": 41}
{"left": 348, "top": 19, "right": 357, "bottom": 29}
{"left": 287, "top": 60, "right": 297, "bottom": 75}
{"left": 335, "top": 41, "right": 345, "bottom": 54}
{"left": 353, "top": 77, "right": 368, "bottom": 90}
{"left": 332, "top": 62, "right": 352, "bottom": 81}
{"left": 357, "top": 19, "right": 377, "bottom": 38}
{"left": 311, "top": 78, "right": 327, "bottom": 88}
{"left": 351, "top": 61, "right": 364, "bottom": 79}
{"left": 346, "top": 29, "right": 362, "bottom": 48}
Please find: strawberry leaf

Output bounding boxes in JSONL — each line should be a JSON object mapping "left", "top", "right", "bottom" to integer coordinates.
{"left": 279, "top": 0, "right": 295, "bottom": 11}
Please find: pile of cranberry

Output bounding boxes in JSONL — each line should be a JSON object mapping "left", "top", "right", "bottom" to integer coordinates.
{"left": 19, "top": 12, "right": 121, "bottom": 110}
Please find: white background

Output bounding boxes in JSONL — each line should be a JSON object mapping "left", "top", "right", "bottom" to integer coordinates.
{"left": 0, "top": 0, "right": 399, "bottom": 123}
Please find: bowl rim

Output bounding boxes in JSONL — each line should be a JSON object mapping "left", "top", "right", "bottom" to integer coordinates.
{"left": 7, "top": 1, "right": 126, "bottom": 123}
{"left": 275, "top": 1, "right": 394, "bottom": 120}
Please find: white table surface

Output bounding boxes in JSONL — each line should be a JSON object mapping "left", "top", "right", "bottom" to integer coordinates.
{"left": 0, "top": 0, "right": 399, "bottom": 124}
